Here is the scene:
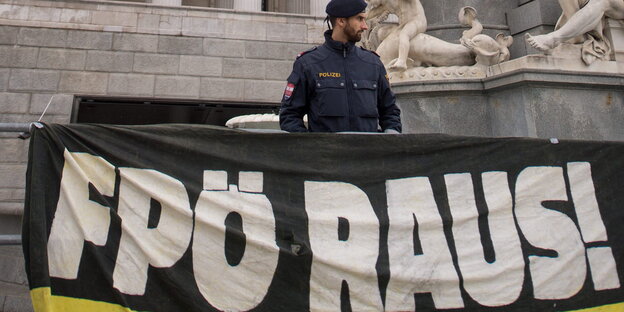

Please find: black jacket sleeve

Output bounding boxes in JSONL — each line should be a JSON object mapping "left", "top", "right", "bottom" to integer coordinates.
{"left": 377, "top": 65, "right": 402, "bottom": 132}
{"left": 279, "top": 60, "right": 308, "bottom": 132}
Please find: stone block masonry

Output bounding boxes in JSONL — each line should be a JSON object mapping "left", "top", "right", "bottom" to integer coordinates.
{"left": 158, "top": 36, "right": 203, "bottom": 55}
{"left": 0, "top": 47, "right": 38, "bottom": 68}
{"left": 0, "top": 0, "right": 328, "bottom": 228}
{"left": 9, "top": 69, "right": 60, "bottom": 92}
{"left": 0, "top": 92, "right": 30, "bottom": 114}
{"left": 203, "top": 38, "right": 245, "bottom": 58}
{"left": 17, "top": 27, "right": 67, "bottom": 48}
{"left": 86, "top": 51, "right": 134, "bottom": 73}
{"left": 0, "top": 68, "right": 7, "bottom": 91}
{"left": 0, "top": 25, "right": 18, "bottom": 44}
{"left": 155, "top": 75, "right": 201, "bottom": 98}
{"left": 67, "top": 30, "right": 113, "bottom": 50}
{"left": 133, "top": 53, "right": 180, "bottom": 75}
{"left": 37, "top": 49, "right": 87, "bottom": 71}
{"left": 108, "top": 73, "right": 155, "bottom": 96}
{"left": 0, "top": 246, "right": 32, "bottom": 312}
{"left": 179, "top": 55, "right": 222, "bottom": 76}
{"left": 113, "top": 33, "right": 159, "bottom": 53}
{"left": 223, "top": 58, "right": 266, "bottom": 79}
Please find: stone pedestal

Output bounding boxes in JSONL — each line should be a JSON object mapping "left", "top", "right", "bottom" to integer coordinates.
{"left": 393, "top": 55, "right": 624, "bottom": 141}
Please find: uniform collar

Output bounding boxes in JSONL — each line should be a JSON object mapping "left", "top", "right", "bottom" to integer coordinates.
{"left": 324, "top": 30, "right": 356, "bottom": 55}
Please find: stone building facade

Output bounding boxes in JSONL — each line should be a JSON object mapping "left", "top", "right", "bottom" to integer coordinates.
{"left": 1, "top": 0, "right": 622, "bottom": 311}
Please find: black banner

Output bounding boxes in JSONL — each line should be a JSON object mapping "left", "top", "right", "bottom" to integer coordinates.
{"left": 24, "top": 123, "right": 624, "bottom": 311}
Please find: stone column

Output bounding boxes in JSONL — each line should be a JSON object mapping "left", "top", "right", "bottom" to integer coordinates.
{"left": 152, "top": 0, "right": 182, "bottom": 5}
{"left": 287, "top": 0, "right": 309, "bottom": 14}
{"left": 310, "top": 0, "right": 329, "bottom": 17}
{"left": 215, "top": 0, "right": 234, "bottom": 8}
{"left": 233, "top": 0, "right": 262, "bottom": 11}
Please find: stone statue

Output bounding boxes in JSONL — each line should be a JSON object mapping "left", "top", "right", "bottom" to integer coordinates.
{"left": 526, "top": 0, "right": 624, "bottom": 64}
{"left": 365, "top": 0, "right": 427, "bottom": 71}
{"left": 363, "top": 4, "right": 513, "bottom": 78}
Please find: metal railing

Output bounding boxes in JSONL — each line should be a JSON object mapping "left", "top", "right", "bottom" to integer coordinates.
{"left": 0, "top": 122, "right": 42, "bottom": 139}
{"left": 0, "top": 235, "right": 21, "bottom": 245}
{"left": 0, "top": 123, "right": 32, "bottom": 133}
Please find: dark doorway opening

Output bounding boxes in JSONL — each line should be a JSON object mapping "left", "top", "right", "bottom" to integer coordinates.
{"left": 73, "top": 97, "right": 280, "bottom": 127}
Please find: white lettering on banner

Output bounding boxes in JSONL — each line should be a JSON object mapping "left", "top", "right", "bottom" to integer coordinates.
{"left": 306, "top": 181, "right": 384, "bottom": 311}
{"left": 587, "top": 247, "right": 621, "bottom": 291}
{"left": 445, "top": 172, "right": 524, "bottom": 306}
{"left": 193, "top": 171, "right": 279, "bottom": 311}
{"left": 48, "top": 150, "right": 115, "bottom": 279}
{"left": 567, "top": 162, "right": 621, "bottom": 291}
{"left": 385, "top": 177, "right": 464, "bottom": 310}
{"left": 567, "top": 162, "right": 609, "bottom": 243}
{"left": 113, "top": 168, "right": 193, "bottom": 295}
{"left": 48, "top": 151, "right": 622, "bottom": 308}
{"left": 515, "top": 167, "right": 586, "bottom": 300}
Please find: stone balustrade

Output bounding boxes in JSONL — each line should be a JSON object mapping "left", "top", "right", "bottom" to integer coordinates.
{"left": 105, "top": 0, "right": 329, "bottom": 15}
{"left": 0, "top": 0, "right": 327, "bottom": 40}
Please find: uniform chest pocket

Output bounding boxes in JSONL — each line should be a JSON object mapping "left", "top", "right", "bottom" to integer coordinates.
{"left": 314, "top": 79, "right": 348, "bottom": 117}
{"left": 352, "top": 79, "right": 379, "bottom": 117}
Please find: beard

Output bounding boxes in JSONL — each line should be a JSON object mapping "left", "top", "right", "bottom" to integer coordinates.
{"left": 344, "top": 23, "right": 362, "bottom": 42}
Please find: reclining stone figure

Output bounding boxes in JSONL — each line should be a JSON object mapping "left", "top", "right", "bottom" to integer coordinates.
{"left": 365, "top": 0, "right": 427, "bottom": 71}
{"left": 363, "top": 5, "right": 513, "bottom": 70}
{"left": 526, "top": 0, "right": 624, "bottom": 64}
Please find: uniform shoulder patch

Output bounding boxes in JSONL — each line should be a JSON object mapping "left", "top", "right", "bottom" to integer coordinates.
{"left": 296, "top": 46, "right": 318, "bottom": 59}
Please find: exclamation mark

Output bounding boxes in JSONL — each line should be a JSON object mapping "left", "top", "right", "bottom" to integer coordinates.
{"left": 568, "top": 162, "right": 621, "bottom": 291}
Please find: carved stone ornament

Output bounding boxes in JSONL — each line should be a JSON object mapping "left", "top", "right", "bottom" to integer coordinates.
{"left": 525, "top": 0, "right": 624, "bottom": 65}
{"left": 362, "top": 1, "right": 513, "bottom": 82}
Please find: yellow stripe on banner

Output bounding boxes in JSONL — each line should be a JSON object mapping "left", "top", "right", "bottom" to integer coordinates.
{"left": 30, "top": 287, "right": 138, "bottom": 312}
{"left": 567, "top": 303, "right": 624, "bottom": 312}
{"left": 29, "top": 287, "right": 624, "bottom": 312}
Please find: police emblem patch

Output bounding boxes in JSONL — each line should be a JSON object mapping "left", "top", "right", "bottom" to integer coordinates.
{"left": 283, "top": 83, "right": 295, "bottom": 100}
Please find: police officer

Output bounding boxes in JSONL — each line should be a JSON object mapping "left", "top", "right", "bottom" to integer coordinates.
{"left": 279, "top": 0, "right": 402, "bottom": 133}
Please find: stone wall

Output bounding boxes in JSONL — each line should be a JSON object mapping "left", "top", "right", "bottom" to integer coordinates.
{"left": 0, "top": 245, "right": 31, "bottom": 312}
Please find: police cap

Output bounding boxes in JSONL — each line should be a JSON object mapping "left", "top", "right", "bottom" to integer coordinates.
{"left": 325, "top": 0, "right": 368, "bottom": 18}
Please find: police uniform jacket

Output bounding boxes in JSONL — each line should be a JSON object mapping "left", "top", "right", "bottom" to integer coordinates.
{"left": 279, "top": 30, "right": 402, "bottom": 133}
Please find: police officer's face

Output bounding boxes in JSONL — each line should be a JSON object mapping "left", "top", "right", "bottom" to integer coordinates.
{"left": 344, "top": 12, "right": 369, "bottom": 42}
